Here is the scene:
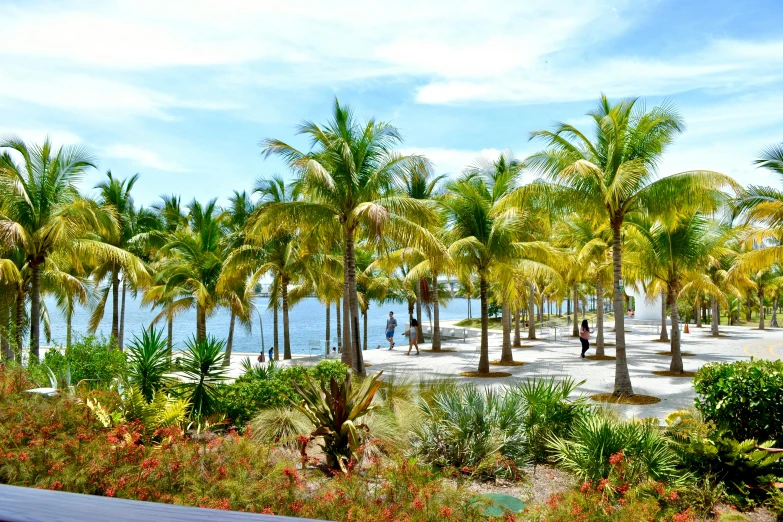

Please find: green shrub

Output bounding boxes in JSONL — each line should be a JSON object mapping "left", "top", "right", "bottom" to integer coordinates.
{"left": 42, "top": 335, "right": 126, "bottom": 386}
{"left": 176, "top": 336, "right": 229, "bottom": 419}
{"left": 126, "top": 328, "right": 171, "bottom": 401}
{"left": 410, "top": 384, "right": 528, "bottom": 479}
{"left": 694, "top": 359, "right": 783, "bottom": 443}
{"left": 549, "top": 413, "right": 684, "bottom": 485}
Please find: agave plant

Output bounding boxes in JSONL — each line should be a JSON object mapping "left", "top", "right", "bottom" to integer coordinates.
{"left": 126, "top": 328, "right": 171, "bottom": 401}
{"left": 290, "top": 369, "right": 383, "bottom": 472}
{"left": 176, "top": 335, "right": 229, "bottom": 419}
{"left": 239, "top": 357, "right": 278, "bottom": 381}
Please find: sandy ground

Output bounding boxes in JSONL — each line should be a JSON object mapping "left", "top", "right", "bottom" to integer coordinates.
{"left": 230, "top": 320, "right": 783, "bottom": 421}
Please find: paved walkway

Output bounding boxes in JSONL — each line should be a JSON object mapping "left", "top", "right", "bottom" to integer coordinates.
{"left": 231, "top": 323, "right": 783, "bottom": 421}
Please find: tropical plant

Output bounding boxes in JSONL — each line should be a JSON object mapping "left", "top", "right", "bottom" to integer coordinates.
{"left": 126, "top": 327, "right": 171, "bottom": 401}
{"left": 87, "top": 384, "right": 189, "bottom": 436}
{"left": 0, "top": 136, "right": 142, "bottom": 361}
{"left": 176, "top": 335, "right": 229, "bottom": 419}
{"left": 549, "top": 413, "right": 684, "bottom": 485}
{"left": 249, "top": 406, "right": 311, "bottom": 446}
{"left": 41, "top": 335, "right": 127, "bottom": 385}
{"left": 524, "top": 95, "right": 738, "bottom": 395}
{"left": 256, "top": 99, "right": 441, "bottom": 374}
{"left": 291, "top": 369, "right": 383, "bottom": 472}
{"left": 410, "top": 384, "right": 529, "bottom": 478}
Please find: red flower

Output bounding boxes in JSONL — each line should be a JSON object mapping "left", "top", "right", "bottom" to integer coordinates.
{"left": 413, "top": 498, "right": 425, "bottom": 510}
{"left": 440, "top": 506, "right": 453, "bottom": 517}
{"left": 608, "top": 451, "right": 624, "bottom": 466}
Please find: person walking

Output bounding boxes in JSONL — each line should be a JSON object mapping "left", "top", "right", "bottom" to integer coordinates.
{"left": 407, "top": 317, "right": 420, "bottom": 355}
{"left": 386, "top": 311, "right": 398, "bottom": 349}
{"left": 579, "top": 319, "right": 590, "bottom": 358}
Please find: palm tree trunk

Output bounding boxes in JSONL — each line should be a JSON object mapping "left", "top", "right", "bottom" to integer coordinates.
{"left": 335, "top": 299, "right": 341, "bottom": 354}
{"left": 513, "top": 306, "right": 521, "bottom": 347}
{"left": 1, "top": 304, "right": 11, "bottom": 361}
{"left": 611, "top": 221, "right": 633, "bottom": 396}
{"left": 567, "top": 296, "right": 571, "bottom": 326}
{"left": 669, "top": 288, "right": 683, "bottom": 373}
{"left": 282, "top": 275, "right": 291, "bottom": 360}
{"left": 467, "top": 295, "right": 471, "bottom": 319}
{"left": 111, "top": 268, "right": 119, "bottom": 346}
{"left": 416, "top": 280, "right": 422, "bottom": 337}
{"left": 746, "top": 292, "right": 753, "bottom": 322}
{"left": 15, "top": 288, "right": 24, "bottom": 364}
{"left": 772, "top": 297, "right": 779, "bottom": 328}
{"left": 595, "top": 281, "right": 605, "bottom": 356}
{"left": 66, "top": 299, "right": 73, "bottom": 350}
{"left": 432, "top": 273, "right": 441, "bottom": 352}
{"left": 223, "top": 310, "right": 235, "bottom": 367}
{"left": 196, "top": 302, "right": 206, "bottom": 343}
{"left": 501, "top": 301, "right": 513, "bottom": 363}
{"left": 341, "top": 235, "right": 353, "bottom": 369}
{"left": 345, "top": 227, "right": 364, "bottom": 375}
{"left": 695, "top": 296, "right": 702, "bottom": 327}
{"left": 167, "top": 314, "right": 173, "bottom": 357}
{"left": 528, "top": 283, "right": 537, "bottom": 340}
{"left": 572, "top": 284, "right": 579, "bottom": 337}
{"left": 325, "top": 301, "right": 331, "bottom": 349}
{"left": 659, "top": 291, "right": 669, "bottom": 342}
{"left": 30, "top": 260, "right": 42, "bottom": 363}
{"left": 362, "top": 307, "right": 368, "bottom": 351}
{"left": 119, "top": 278, "right": 127, "bottom": 350}
{"left": 759, "top": 288, "right": 765, "bottom": 330}
{"left": 478, "top": 274, "right": 489, "bottom": 374}
{"left": 711, "top": 295, "right": 719, "bottom": 336}
{"left": 273, "top": 300, "right": 279, "bottom": 360}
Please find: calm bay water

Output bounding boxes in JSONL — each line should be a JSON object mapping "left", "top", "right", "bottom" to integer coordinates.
{"left": 43, "top": 295, "right": 471, "bottom": 355}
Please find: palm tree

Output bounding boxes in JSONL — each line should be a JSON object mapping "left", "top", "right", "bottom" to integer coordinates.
{"left": 256, "top": 99, "right": 440, "bottom": 375}
{"left": 0, "top": 136, "right": 138, "bottom": 361}
{"left": 441, "top": 154, "right": 554, "bottom": 373}
{"left": 526, "top": 95, "right": 737, "bottom": 395}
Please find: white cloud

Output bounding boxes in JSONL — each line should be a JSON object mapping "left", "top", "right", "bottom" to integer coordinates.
{"left": 104, "top": 144, "right": 187, "bottom": 172}
{"left": 0, "top": 127, "right": 82, "bottom": 147}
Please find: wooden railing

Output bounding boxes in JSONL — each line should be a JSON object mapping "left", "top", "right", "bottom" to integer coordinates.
{"left": 0, "top": 484, "right": 327, "bottom": 522}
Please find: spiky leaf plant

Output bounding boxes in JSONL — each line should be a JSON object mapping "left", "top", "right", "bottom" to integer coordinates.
{"left": 126, "top": 328, "right": 171, "bottom": 401}
{"left": 176, "top": 335, "right": 229, "bottom": 419}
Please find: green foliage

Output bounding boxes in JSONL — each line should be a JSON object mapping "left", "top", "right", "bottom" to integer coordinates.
{"left": 512, "top": 377, "right": 588, "bottom": 462}
{"left": 42, "top": 335, "right": 127, "bottom": 386}
{"left": 176, "top": 335, "right": 229, "bottom": 419}
{"left": 549, "top": 413, "right": 683, "bottom": 485}
{"left": 411, "top": 383, "right": 528, "bottom": 479}
{"left": 126, "top": 328, "right": 171, "bottom": 401}
{"left": 238, "top": 357, "right": 279, "bottom": 382}
{"left": 217, "top": 359, "right": 348, "bottom": 427}
{"left": 248, "top": 406, "right": 310, "bottom": 446}
{"left": 694, "top": 359, "right": 783, "bottom": 443}
{"left": 87, "top": 384, "right": 188, "bottom": 437}
{"left": 291, "top": 369, "right": 383, "bottom": 473}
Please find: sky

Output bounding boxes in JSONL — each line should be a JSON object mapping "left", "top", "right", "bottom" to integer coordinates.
{"left": 1, "top": 0, "right": 782, "bottom": 208}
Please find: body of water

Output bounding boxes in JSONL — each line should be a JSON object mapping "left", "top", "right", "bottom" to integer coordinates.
{"left": 43, "top": 295, "right": 472, "bottom": 355}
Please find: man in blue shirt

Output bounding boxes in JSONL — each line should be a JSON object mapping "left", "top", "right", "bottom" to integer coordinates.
{"left": 386, "top": 311, "right": 398, "bottom": 350}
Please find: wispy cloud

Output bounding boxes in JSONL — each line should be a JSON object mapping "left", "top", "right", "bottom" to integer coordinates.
{"left": 104, "top": 144, "right": 187, "bottom": 172}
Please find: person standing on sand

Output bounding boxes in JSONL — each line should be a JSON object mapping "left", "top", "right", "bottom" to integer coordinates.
{"left": 407, "top": 317, "right": 420, "bottom": 355}
{"left": 386, "top": 311, "right": 397, "bottom": 350}
{"left": 579, "top": 319, "right": 590, "bottom": 358}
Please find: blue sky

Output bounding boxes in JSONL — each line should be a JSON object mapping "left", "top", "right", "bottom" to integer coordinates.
{"left": 1, "top": 0, "right": 782, "bottom": 208}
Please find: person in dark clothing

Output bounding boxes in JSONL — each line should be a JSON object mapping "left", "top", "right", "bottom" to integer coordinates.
{"left": 579, "top": 319, "right": 590, "bottom": 358}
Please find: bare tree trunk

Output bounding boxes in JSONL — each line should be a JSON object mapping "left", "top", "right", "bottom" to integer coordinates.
{"left": 501, "top": 301, "right": 513, "bottom": 362}
{"left": 659, "top": 291, "right": 669, "bottom": 341}
{"left": 223, "top": 310, "right": 235, "bottom": 367}
{"left": 341, "top": 233, "right": 352, "bottom": 369}
{"left": 15, "top": 288, "right": 24, "bottom": 364}
{"left": 119, "top": 279, "right": 127, "bottom": 350}
{"left": 513, "top": 306, "right": 521, "bottom": 347}
{"left": 273, "top": 299, "right": 279, "bottom": 360}
{"left": 362, "top": 307, "right": 368, "bottom": 350}
{"left": 572, "top": 284, "right": 579, "bottom": 337}
{"left": 612, "top": 222, "right": 633, "bottom": 396}
{"left": 335, "top": 299, "right": 341, "bottom": 354}
{"left": 695, "top": 296, "right": 702, "bottom": 327}
{"left": 478, "top": 274, "right": 489, "bottom": 373}
{"left": 30, "top": 260, "right": 41, "bottom": 363}
{"left": 567, "top": 295, "right": 571, "bottom": 326}
{"left": 66, "top": 301, "right": 73, "bottom": 350}
{"left": 432, "top": 273, "right": 441, "bottom": 352}
{"left": 167, "top": 314, "right": 173, "bottom": 357}
{"left": 345, "top": 228, "right": 364, "bottom": 375}
{"left": 0, "top": 304, "right": 11, "bottom": 361}
{"left": 111, "top": 267, "right": 119, "bottom": 347}
{"left": 595, "top": 281, "right": 605, "bottom": 356}
{"left": 711, "top": 295, "right": 719, "bottom": 336}
{"left": 746, "top": 292, "right": 753, "bottom": 322}
{"left": 772, "top": 297, "right": 779, "bottom": 328}
{"left": 325, "top": 301, "right": 331, "bottom": 349}
{"left": 416, "top": 279, "right": 422, "bottom": 338}
{"left": 759, "top": 288, "right": 765, "bottom": 330}
{"left": 669, "top": 288, "right": 683, "bottom": 373}
{"left": 196, "top": 302, "right": 206, "bottom": 343}
{"left": 282, "top": 275, "right": 291, "bottom": 360}
{"left": 528, "top": 283, "right": 537, "bottom": 340}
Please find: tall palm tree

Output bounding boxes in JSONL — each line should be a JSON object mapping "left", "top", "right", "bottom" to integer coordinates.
{"left": 256, "top": 99, "right": 440, "bottom": 375}
{"left": 0, "top": 136, "right": 137, "bottom": 361}
{"left": 525, "top": 95, "right": 737, "bottom": 396}
{"left": 441, "top": 155, "right": 554, "bottom": 374}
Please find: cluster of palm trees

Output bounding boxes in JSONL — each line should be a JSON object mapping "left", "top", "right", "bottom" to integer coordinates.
{"left": 1, "top": 96, "right": 782, "bottom": 397}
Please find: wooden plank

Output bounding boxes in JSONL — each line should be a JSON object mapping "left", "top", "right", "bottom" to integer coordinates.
{"left": 0, "top": 484, "right": 326, "bottom": 522}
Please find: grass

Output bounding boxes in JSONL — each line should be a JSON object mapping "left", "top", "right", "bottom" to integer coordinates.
{"left": 489, "top": 360, "right": 526, "bottom": 366}
{"left": 652, "top": 370, "right": 696, "bottom": 377}
{"left": 586, "top": 355, "right": 616, "bottom": 361}
{"left": 459, "top": 371, "right": 512, "bottom": 378}
{"left": 453, "top": 317, "right": 503, "bottom": 329}
{"left": 590, "top": 393, "right": 661, "bottom": 405}
{"left": 513, "top": 344, "right": 536, "bottom": 349}
{"left": 656, "top": 351, "right": 696, "bottom": 357}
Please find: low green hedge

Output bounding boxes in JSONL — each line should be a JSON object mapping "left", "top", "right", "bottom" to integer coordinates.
{"left": 41, "top": 336, "right": 127, "bottom": 387}
{"left": 694, "top": 359, "right": 783, "bottom": 443}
